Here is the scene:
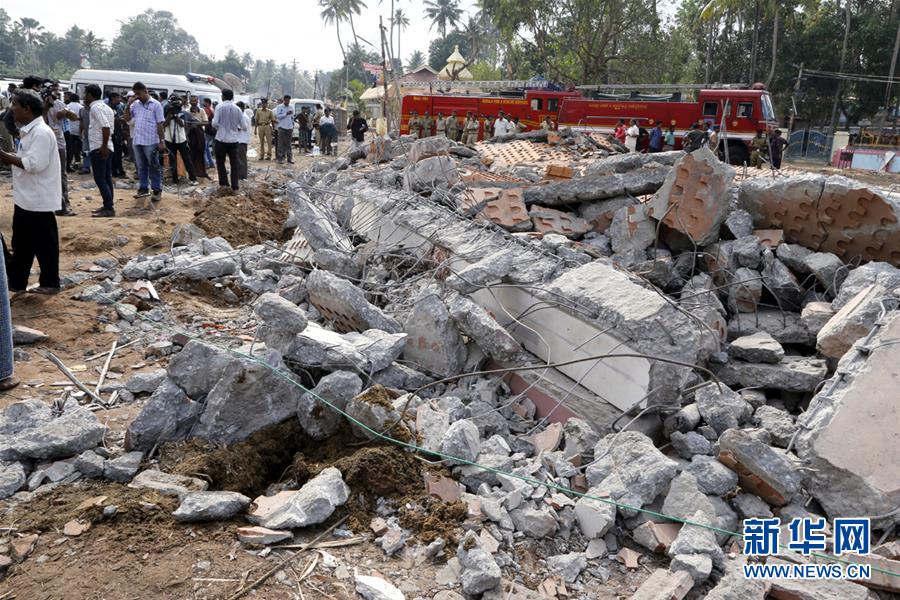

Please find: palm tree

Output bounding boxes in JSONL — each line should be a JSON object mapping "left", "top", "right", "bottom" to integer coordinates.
{"left": 15, "top": 17, "right": 44, "bottom": 46}
{"left": 393, "top": 9, "right": 410, "bottom": 71}
{"left": 320, "top": 0, "right": 348, "bottom": 63}
{"left": 424, "top": 0, "right": 462, "bottom": 38}
{"left": 407, "top": 50, "right": 425, "bottom": 71}
{"left": 341, "top": 0, "right": 367, "bottom": 47}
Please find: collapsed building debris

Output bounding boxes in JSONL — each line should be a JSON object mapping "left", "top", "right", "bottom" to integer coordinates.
{"left": 1, "top": 128, "right": 898, "bottom": 599}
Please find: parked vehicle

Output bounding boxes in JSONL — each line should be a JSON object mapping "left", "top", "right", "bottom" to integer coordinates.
{"left": 69, "top": 69, "right": 222, "bottom": 104}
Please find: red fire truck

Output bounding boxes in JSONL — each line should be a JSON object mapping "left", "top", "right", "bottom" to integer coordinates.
{"left": 400, "top": 82, "right": 778, "bottom": 165}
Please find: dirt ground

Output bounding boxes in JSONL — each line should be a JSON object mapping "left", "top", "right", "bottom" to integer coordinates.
{"left": 5, "top": 144, "right": 888, "bottom": 599}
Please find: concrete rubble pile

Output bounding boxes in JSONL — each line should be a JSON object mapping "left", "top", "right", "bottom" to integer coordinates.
{"left": 1, "top": 129, "right": 897, "bottom": 599}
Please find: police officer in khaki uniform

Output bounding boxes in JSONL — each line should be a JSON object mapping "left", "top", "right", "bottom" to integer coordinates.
{"left": 421, "top": 111, "right": 433, "bottom": 138}
{"left": 408, "top": 111, "right": 422, "bottom": 138}
{"left": 435, "top": 112, "right": 445, "bottom": 137}
{"left": 254, "top": 99, "right": 274, "bottom": 160}
{"left": 446, "top": 111, "right": 459, "bottom": 141}
{"left": 463, "top": 112, "right": 478, "bottom": 146}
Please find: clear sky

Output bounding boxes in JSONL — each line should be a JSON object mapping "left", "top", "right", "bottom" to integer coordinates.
{"left": 4, "top": 0, "right": 479, "bottom": 73}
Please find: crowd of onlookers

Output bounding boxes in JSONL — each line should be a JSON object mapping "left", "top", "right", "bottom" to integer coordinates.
{"left": 406, "top": 109, "right": 555, "bottom": 144}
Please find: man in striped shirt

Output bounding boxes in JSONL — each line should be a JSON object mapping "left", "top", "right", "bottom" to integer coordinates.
{"left": 124, "top": 81, "right": 166, "bottom": 203}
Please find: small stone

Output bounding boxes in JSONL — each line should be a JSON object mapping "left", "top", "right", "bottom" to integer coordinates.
{"left": 128, "top": 469, "right": 209, "bottom": 497}
{"left": 670, "top": 431, "right": 712, "bottom": 459}
{"left": 509, "top": 504, "right": 558, "bottom": 538}
{"left": 355, "top": 574, "right": 406, "bottom": 600}
{"left": 727, "top": 331, "right": 784, "bottom": 364}
{"left": 0, "top": 462, "right": 26, "bottom": 499}
{"left": 440, "top": 419, "right": 481, "bottom": 465}
{"left": 250, "top": 467, "right": 349, "bottom": 529}
{"left": 237, "top": 526, "right": 292, "bottom": 545}
{"left": 12, "top": 325, "right": 48, "bottom": 345}
{"left": 574, "top": 487, "right": 617, "bottom": 539}
{"left": 732, "top": 493, "right": 773, "bottom": 519}
{"left": 685, "top": 456, "right": 738, "bottom": 495}
{"left": 103, "top": 452, "right": 143, "bottom": 482}
{"left": 457, "top": 532, "right": 501, "bottom": 595}
{"left": 671, "top": 553, "right": 713, "bottom": 583}
{"left": 753, "top": 405, "right": 796, "bottom": 447}
{"left": 173, "top": 491, "right": 251, "bottom": 522}
{"left": 125, "top": 370, "right": 166, "bottom": 394}
{"left": 694, "top": 383, "right": 752, "bottom": 435}
{"left": 546, "top": 552, "right": 587, "bottom": 583}
{"left": 586, "top": 538, "right": 607, "bottom": 559}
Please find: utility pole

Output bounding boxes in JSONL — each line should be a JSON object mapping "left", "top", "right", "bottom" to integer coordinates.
{"left": 787, "top": 63, "right": 803, "bottom": 136}
{"left": 827, "top": 1, "right": 851, "bottom": 155}
{"left": 379, "top": 16, "right": 391, "bottom": 128}
{"left": 886, "top": 21, "right": 900, "bottom": 134}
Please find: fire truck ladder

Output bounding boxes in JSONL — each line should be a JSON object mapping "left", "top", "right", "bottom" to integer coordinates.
{"left": 575, "top": 83, "right": 748, "bottom": 92}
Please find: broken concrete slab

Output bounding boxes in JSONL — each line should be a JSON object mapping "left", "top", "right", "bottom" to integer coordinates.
{"left": 727, "top": 309, "right": 815, "bottom": 346}
{"left": 628, "top": 568, "right": 693, "bottom": 600}
{"left": 685, "top": 455, "right": 738, "bottom": 496}
{"left": 608, "top": 203, "right": 656, "bottom": 254}
{"left": 447, "top": 294, "right": 521, "bottom": 361}
{"left": 0, "top": 404, "right": 106, "bottom": 462}
{"left": 285, "top": 185, "right": 354, "bottom": 255}
{"left": 670, "top": 553, "right": 712, "bottom": 584}
{"left": 407, "top": 136, "right": 454, "bottom": 163}
{"left": 577, "top": 195, "right": 638, "bottom": 234}
{"left": 355, "top": 574, "right": 406, "bottom": 600}
{"left": 693, "top": 382, "right": 752, "bottom": 435}
{"left": 403, "top": 291, "right": 467, "bottom": 377}
{"left": 166, "top": 340, "right": 235, "bottom": 399}
{"left": 801, "top": 301, "right": 836, "bottom": 336}
{"left": 253, "top": 292, "right": 309, "bottom": 352}
{"left": 404, "top": 155, "right": 460, "bottom": 192}
{"left": 103, "top": 451, "right": 143, "bottom": 482}
{"left": 0, "top": 462, "right": 25, "bottom": 499}
{"left": 306, "top": 269, "right": 401, "bottom": 334}
{"left": 710, "top": 355, "right": 827, "bottom": 392}
{"left": 285, "top": 322, "right": 406, "bottom": 373}
{"left": 738, "top": 173, "right": 900, "bottom": 265}
{"left": 723, "top": 209, "right": 754, "bottom": 239}
{"left": 804, "top": 251, "right": 848, "bottom": 296}
{"left": 761, "top": 251, "right": 804, "bottom": 310}
{"left": 727, "top": 267, "right": 763, "bottom": 313}
{"left": 718, "top": 428, "right": 801, "bottom": 506}
{"left": 817, "top": 284, "right": 888, "bottom": 359}
{"left": 832, "top": 261, "right": 900, "bottom": 310}
{"left": 173, "top": 491, "right": 251, "bottom": 522}
{"left": 728, "top": 331, "right": 784, "bottom": 364}
{"left": 528, "top": 205, "right": 592, "bottom": 238}
{"left": 796, "top": 311, "right": 900, "bottom": 525}
{"left": 250, "top": 467, "right": 349, "bottom": 530}
{"left": 731, "top": 235, "right": 763, "bottom": 269}
{"left": 522, "top": 167, "right": 669, "bottom": 207}
{"left": 586, "top": 431, "right": 679, "bottom": 516}
{"left": 125, "top": 379, "right": 202, "bottom": 452}
{"left": 129, "top": 469, "right": 209, "bottom": 497}
{"left": 297, "top": 371, "right": 363, "bottom": 440}
{"left": 646, "top": 147, "right": 733, "bottom": 246}
{"left": 237, "top": 526, "right": 292, "bottom": 545}
{"left": 574, "top": 486, "right": 617, "bottom": 539}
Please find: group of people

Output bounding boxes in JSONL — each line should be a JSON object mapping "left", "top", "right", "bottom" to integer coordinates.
{"left": 252, "top": 96, "right": 341, "bottom": 164}
{"left": 407, "top": 109, "right": 554, "bottom": 144}
{"left": 613, "top": 118, "right": 719, "bottom": 154}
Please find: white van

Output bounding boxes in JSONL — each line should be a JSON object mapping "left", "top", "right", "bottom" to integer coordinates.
{"left": 68, "top": 69, "right": 222, "bottom": 104}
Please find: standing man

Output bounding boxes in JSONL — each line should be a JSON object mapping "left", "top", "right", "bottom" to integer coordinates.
{"left": 42, "top": 84, "right": 78, "bottom": 215}
{"left": 684, "top": 123, "right": 707, "bottom": 153}
{"left": 421, "top": 111, "right": 433, "bottom": 138}
{"left": 163, "top": 96, "right": 199, "bottom": 187}
{"left": 125, "top": 82, "right": 166, "bottom": 203}
{"left": 749, "top": 129, "right": 767, "bottom": 167}
{"left": 83, "top": 84, "right": 116, "bottom": 217}
{"left": 108, "top": 93, "right": 127, "bottom": 177}
{"left": 408, "top": 111, "right": 421, "bottom": 138}
{"left": 625, "top": 119, "right": 640, "bottom": 152}
{"left": 446, "top": 111, "right": 460, "bottom": 141}
{"left": 186, "top": 96, "right": 209, "bottom": 179}
{"left": 348, "top": 110, "right": 368, "bottom": 153}
{"left": 541, "top": 115, "right": 555, "bottom": 131}
{"left": 0, "top": 90, "right": 62, "bottom": 295}
{"left": 235, "top": 101, "right": 251, "bottom": 180}
{"left": 254, "top": 99, "right": 274, "bottom": 160}
{"left": 0, "top": 83, "right": 16, "bottom": 153}
{"left": 649, "top": 121, "right": 663, "bottom": 153}
{"left": 463, "top": 112, "right": 478, "bottom": 146}
{"left": 202, "top": 98, "right": 215, "bottom": 168}
{"left": 211, "top": 89, "right": 245, "bottom": 190}
{"left": 481, "top": 114, "right": 492, "bottom": 140}
{"left": 65, "top": 92, "right": 84, "bottom": 171}
{"left": 493, "top": 111, "right": 510, "bottom": 138}
{"left": 769, "top": 129, "right": 787, "bottom": 169}
{"left": 435, "top": 112, "right": 445, "bottom": 138}
{"left": 274, "top": 95, "right": 294, "bottom": 164}
{"left": 296, "top": 107, "right": 311, "bottom": 153}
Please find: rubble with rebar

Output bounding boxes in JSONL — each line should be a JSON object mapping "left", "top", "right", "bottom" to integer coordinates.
{"left": 1, "top": 127, "right": 899, "bottom": 599}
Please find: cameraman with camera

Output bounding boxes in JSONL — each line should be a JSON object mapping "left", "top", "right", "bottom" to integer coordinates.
{"left": 163, "top": 96, "right": 198, "bottom": 186}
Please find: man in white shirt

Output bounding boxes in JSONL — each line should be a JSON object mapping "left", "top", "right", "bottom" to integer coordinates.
{"left": 42, "top": 83, "right": 78, "bottom": 215}
{"left": 273, "top": 95, "right": 294, "bottom": 164}
{"left": 625, "top": 119, "right": 640, "bottom": 152}
{"left": 0, "top": 90, "right": 62, "bottom": 294}
{"left": 83, "top": 84, "right": 117, "bottom": 217}
{"left": 493, "top": 111, "right": 511, "bottom": 138}
{"left": 66, "top": 93, "right": 84, "bottom": 171}
{"left": 235, "top": 101, "right": 251, "bottom": 180}
{"left": 211, "top": 89, "right": 245, "bottom": 190}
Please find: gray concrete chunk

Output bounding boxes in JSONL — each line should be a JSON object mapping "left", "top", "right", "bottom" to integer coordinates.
{"left": 173, "top": 491, "right": 251, "bottom": 522}
{"left": 727, "top": 331, "right": 784, "bottom": 364}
